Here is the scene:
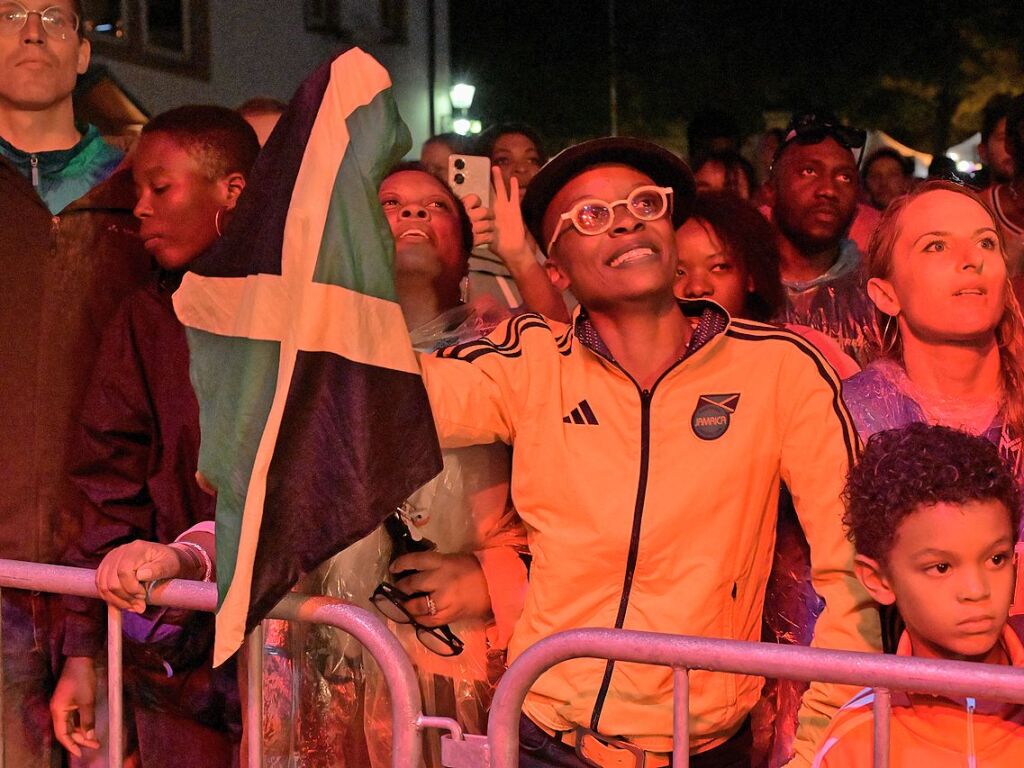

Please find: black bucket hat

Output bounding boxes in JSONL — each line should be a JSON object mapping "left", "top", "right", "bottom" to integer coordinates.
{"left": 521, "top": 137, "right": 696, "bottom": 255}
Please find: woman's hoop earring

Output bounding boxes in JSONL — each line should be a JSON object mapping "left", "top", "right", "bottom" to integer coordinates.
{"left": 215, "top": 207, "right": 226, "bottom": 237}
{"left": 881, "top": 313, "right": 900, "bottom": 355}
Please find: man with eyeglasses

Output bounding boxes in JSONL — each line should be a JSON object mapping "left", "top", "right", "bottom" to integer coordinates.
{"left": 765, "top": 112, "right": 877, "bottom": 366}
{"left": 418, "top": 137, "right": 881, "bottom": 767}
{"left": 0, "top": 2, "right": 151, "bottom": 765}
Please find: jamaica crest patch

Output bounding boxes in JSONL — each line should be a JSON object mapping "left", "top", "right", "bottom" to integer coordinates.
{"left": 691, "top": 393, "right": 740, "bottom": 441}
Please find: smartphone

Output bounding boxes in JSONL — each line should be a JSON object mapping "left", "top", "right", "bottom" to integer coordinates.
{"left": 448, "top": 154, "right": 492, "bottom": 209}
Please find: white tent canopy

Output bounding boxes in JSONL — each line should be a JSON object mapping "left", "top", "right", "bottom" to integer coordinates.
{"left": 864, "top": 130, "right": 932, "bottom": 177}
{"left": 862, "top": 129, "right": 983, "bottom": 177}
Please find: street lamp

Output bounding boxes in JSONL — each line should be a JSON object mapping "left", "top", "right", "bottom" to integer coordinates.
{"left": 450, "top": 83, "right": 478, "bottom": 135}
{"left": 450, "top": 83, "right": 476, "bottom": 111}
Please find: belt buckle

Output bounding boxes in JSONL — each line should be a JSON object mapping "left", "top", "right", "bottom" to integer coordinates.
{"left": 573, "top": 726, "right": 646, "bottom": 768}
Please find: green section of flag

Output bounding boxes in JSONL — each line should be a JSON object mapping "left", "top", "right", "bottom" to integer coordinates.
{"left": 186, "top": 328, "right": 282, "bottom": 602}
{"left": 311, "top": 89, "right": 412, "bottom": 299}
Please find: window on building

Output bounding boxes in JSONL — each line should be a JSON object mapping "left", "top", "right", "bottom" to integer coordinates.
{"left": 304, "top": 0, "right": 407, "bottom": 44}
{"left": 83, "top": 0, "right": 209, "bottom": 79}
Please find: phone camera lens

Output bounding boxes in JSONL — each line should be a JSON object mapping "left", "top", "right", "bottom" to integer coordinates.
{"left": 454, "top": 158, "right": 466, "bottom": 170}
{"left": 454, "top": 173, "right": 465, "bottom": 184}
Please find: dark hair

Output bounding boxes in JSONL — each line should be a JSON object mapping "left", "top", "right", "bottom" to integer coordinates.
{"left": 475, "top": 122, "right": 548, "bottom": 165}
{"left": 142, "top": 105, "right": 260, "bottom": 181}
{"left": 982, "top": 93, "right": 1015, "bottom": 144}
{"left": 844, "top": 423, "right": 1021, "bottom": 564}
{"left": 862, "top": 147, "right": 913, "bottom": 181}
{"left": 687, "top": 108, "right": 740, "bottom": 157}
{"left": 423, "top": 132, "right": 470, "bottom": 154}
{"left": 770, "top": 111, "right": 865, "bottom": 174}
{"left": 382, "top": 161, "right": 473, "bottom": 253}
{"left": 686, "top": 192, "right": 785, "bottom": 321}
{"left": 1005, "top": 93, "right": 1024, "bottom": 174}
{"left": 692, "top": 150, "right": 756, "bottom": 198}
{"left": 236, "top": 96, "right": 288, "bottom": 118}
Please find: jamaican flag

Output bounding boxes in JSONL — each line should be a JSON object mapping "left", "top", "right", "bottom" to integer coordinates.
{"left": 173, "top": 48, "right": 442, "bottom": 664}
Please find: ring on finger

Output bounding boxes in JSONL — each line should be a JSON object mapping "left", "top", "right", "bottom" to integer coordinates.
{"left": 425, "top": 593, "right": 437, "bottom": 616}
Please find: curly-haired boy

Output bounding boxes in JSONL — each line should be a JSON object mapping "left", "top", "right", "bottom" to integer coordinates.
{"left": 813, "top": 422, "right": 1024, "bottom": 767}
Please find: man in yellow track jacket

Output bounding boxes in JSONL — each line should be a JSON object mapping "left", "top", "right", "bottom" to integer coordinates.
{"left": 417, "top": 138, "right": 881, "bottom": 767}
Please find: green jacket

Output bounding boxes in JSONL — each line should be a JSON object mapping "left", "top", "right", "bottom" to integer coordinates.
{"left": 0, "top": 124, "right": 124, "bottom": 214}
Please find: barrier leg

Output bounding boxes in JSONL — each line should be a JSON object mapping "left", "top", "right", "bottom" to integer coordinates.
{"left": 872, "top": 687, "right": 890, "bottom": 768}
{"left": 247, "top": 623, "right": 265, "bottom": 768}
{"left": 107, "top": 605, "right": 123, "bottom": 768}
{"left": 673, "top": 667, "right": 689, "bottom": 768}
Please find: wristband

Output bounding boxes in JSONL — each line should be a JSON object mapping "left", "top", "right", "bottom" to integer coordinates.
{"left": 168, "top": 541, "right": 213, "bottom": 582}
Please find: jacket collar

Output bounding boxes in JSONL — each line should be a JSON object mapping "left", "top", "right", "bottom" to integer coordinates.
{"left": 0, "top": 124, "right": 101, "bottom": 177}
{"left": 0, "top": 148, "right": 135, "bottom": 215}
{"left": 572, "top": 298, "right": 730, "bottom": 363}
{"left": 782, "top": 238, "right": 864, "bottom": 294}
{"left": 0, "top": 130, "right": 134, "bottom": 214}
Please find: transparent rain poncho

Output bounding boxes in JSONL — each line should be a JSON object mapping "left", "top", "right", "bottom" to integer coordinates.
{"left": 259, "top": 300, "right": 527, "bottom": 768}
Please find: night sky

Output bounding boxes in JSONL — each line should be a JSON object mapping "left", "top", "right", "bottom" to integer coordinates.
{"left": 450, "top": 1, "right": 1024, "bottom": 155}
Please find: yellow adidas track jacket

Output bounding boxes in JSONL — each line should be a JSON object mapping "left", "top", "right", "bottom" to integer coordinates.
{"left": 419, "top": 303, "right": 881, "bottom": 764}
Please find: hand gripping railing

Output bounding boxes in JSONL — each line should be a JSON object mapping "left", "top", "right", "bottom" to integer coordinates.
{"left": 0, "top": 558, "right": 463, "bottom": 768}
{"left": 440, "top": 627, "right": 1024, "bottom": 768}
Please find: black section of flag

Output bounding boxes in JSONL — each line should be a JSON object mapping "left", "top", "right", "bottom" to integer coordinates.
{"left": 187, "top": 53, "right": 342, "bottom": 280}
{"left": 249, "top": 350, "right": 441, "bottom": 634}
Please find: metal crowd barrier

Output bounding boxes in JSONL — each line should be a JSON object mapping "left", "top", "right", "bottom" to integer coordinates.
{"left": 5, "top": 557, "right": 1024, "bottom": 768}
{"left": 440, "top": 628, "right": 1024, "bottom": 768}
{"left": 0, "top": 558, "right": 464, "bottom": 768}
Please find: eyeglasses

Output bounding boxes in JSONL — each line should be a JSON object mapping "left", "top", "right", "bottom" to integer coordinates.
{"left": 0, "top": 3, "right": 79, "bottom": 40}
{"left": 371, "top": 582, "right": 464, "bottom": 657}
{"left": 771, "top": 113, "right": 867, "bottom": 172}
{"left": 546, "top": 185, "right": 674, "bottom": 256}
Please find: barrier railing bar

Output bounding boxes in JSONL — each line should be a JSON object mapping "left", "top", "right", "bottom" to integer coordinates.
{"left": 107, "top": 604, "right": 124, "bottom": 768}
{"left": 247, "top": 623, "right": 265, "bottom": 768}
{"left": 487, "top": 628, "right": 1024, "bottom": 768}
{"left": 673, "top": 667, "right": 689, "bottom": 768}
{"left": 872, "top": 687, "right": 890, "bottom": 768}
{"left": 0, "top": 560, "right": 424, "bottom": 768}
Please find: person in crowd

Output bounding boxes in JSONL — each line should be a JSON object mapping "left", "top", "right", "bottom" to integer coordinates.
{"left": 844, "top": 180, "right": 1024, "bottom": 476}
{"left": 459, "top": 126, "right": 569, "bottom": 316}
{"left": 48, "top": 105, "right": 257, "bottom": 766}
{"left": 463, "top": 165, "right": 571, "bottom": 321}
{"left": 688, "top": 107, "right": 741, "bottom": 159}
{"left": 692, "top": 150, "right": 757, "bottom": 199}
{"left": 419, "top": 132, "right": 466, "bottom": 181}
{"left": 861, "top": 148, "right": 913, "bottom": 211}
{"left": 674, "top": 191, "right": 856, "bottom": 376}
{"left": 814, "top": 423, "right": 1024, "bottom": 767}
{"left": 974, "top": 93, "right": 1016, "bottom": 189}
{"left": 360, "top": 162, "right": 529, "bottom": 767}
{"left": 754, "top": 128, "right": 786, "bottom": 188}
{"left": 675, "top": 192, "right": 857, "bottom": 764}
{"left": 237, "top": 95, "right": 287, "bottom": 147}
{"left": 0, "top": 1, "right": 153, "bottom": 764}
{"left": 842, "top": 180, "right": 1024, "bottom": 651}
{"left": 765, "top": 111, "right": 877, "bottom": 365}
{"left": 475, "top": 121, "right": 547, "bottom": 203}
{"left": 419, "top": 136, "right": 881, "bottom": 767}
{"left": 928, "top": 154, "right": 962, "bottom": 182}
{"left": 981, "top": 94, "right": 1024, "bottom": 275}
